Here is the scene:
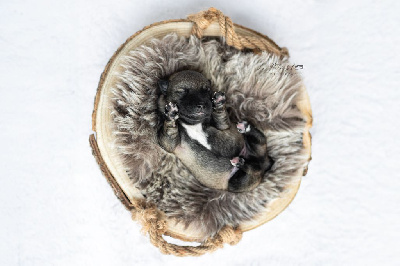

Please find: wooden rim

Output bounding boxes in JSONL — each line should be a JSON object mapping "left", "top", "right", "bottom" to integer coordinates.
{"left": 90, "top": 19, "right": 312, "bottom": 243}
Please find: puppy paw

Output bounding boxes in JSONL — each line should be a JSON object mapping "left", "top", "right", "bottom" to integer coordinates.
{"left": 212, "top": 91, "right": 226, "bottom": 108}
{"left": 230, "top": 157, "right": 245, "bottom": 167}
{"left": 237, "top": 121, "right": 251, "bottom": 133}
{"left": 165, "top": 102, "right": 179, "bottom": 121}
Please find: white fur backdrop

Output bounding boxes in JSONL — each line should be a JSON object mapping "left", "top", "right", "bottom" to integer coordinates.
{"left": 0, "top": 0, "right": 399, "bottom": 265}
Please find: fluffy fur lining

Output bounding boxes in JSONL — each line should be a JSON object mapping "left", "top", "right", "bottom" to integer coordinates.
{"left": 111, "top": 34, "right": 308, "bottom": 239}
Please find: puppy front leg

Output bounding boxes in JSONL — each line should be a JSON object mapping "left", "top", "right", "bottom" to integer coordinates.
{"left": 212, "top": 91, "right": 231, "bottom": 130}
{"left": 159, "top": 102, "right": 180, "bottom": 153}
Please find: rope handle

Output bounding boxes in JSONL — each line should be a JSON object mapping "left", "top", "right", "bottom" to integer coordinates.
{"left": 131, "top": 200, "right": 242, "bottom": 256}
{"left": 187, "top": 7, "right": 289, "bottom": 57}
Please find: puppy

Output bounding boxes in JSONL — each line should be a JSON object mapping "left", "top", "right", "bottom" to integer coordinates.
{"left": 157, "top": 70, "right": 272, "bottom": 192}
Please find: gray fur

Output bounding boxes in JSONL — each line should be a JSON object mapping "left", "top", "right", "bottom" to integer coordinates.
{"left": 110, "top": 34, "right": 308, "bottom": 240}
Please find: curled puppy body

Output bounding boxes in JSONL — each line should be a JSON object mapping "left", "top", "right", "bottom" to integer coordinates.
{"left": 157, "top": 70, "right": 272, "bottom": 192}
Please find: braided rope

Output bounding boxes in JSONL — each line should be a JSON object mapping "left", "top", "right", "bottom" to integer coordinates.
{"left": 187, "top": 7, "right": 289, "bottom": 57}
{"left": 131, "top": 200, "right": 242, "bottom": 256}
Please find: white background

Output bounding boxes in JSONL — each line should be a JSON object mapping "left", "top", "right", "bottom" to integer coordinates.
{"left": 1, "top": 0, "right": 399, "bottom": 265}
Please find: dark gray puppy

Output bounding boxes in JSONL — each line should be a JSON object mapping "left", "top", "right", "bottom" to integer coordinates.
{"left": 157, "top": 70, "right": 272, "bottom": 192}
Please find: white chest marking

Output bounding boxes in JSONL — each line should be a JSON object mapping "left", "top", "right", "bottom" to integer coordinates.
{"left": 181, "top": 123, "right": 211, "bottom": 150}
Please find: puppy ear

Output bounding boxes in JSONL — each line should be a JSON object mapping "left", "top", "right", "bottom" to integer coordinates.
{"left": 158, "top": 79, "right": 169, "bottom": 95}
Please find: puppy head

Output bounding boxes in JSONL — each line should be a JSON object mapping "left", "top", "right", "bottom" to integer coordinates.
{"left": 159, "top": 70, "right": 212, "bottom": 125}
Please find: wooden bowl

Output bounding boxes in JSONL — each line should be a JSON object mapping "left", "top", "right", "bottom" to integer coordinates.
{"left": 90, "top": 19, "right": 312, "bottom": 242}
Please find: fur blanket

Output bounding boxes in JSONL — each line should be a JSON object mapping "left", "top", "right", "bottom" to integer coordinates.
{"left": 111, "top": 34, "right": 308, "bottom": 239}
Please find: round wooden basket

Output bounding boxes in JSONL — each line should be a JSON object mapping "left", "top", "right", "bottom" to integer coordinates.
{"left": 90, "top": 8, "right": 312, "bottom": 256}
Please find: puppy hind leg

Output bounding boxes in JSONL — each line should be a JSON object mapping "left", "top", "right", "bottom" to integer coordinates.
{"left": 230, "top": 156, "right": 245, "bottom": 167}
{"left": 228, "top": 163, "right": 263, "bottom": 193}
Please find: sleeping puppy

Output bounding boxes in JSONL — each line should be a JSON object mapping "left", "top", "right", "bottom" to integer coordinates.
{"left": 157, "top": 70, "right": 272, "bottom": 192}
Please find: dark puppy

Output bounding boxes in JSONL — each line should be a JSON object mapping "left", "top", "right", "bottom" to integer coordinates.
{"left": 157, "top": 70, "right": 272, "bottom": 192}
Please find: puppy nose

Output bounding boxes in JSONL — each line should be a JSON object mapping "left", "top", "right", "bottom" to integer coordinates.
{"left": 196, "top": 104, "right": 204, "bottom": 112}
